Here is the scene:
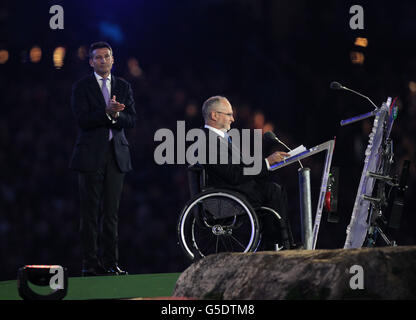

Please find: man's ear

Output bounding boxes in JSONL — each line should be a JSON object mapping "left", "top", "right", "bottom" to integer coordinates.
{"left": 210, "top": 111, "right": 217, "bottom": 121}
{"left": 89, "top": 58, "right": 93, "bottom": 68}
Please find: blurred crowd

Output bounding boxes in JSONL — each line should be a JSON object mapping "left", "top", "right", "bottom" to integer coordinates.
{"left": 1, "top": 1, "right": 416, "bottom": 281}
{"left": 1, "top": 49, "right": 415, "bottom": 281}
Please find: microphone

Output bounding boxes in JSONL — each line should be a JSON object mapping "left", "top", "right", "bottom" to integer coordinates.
{"left": 330, "top": 81, "right": 343, "bottom": 90}
{"left": 330, "top": 81, "right": 379, "bottom": 110}
{"left": 264, "top": 131, "right": 304, "bottom": 168}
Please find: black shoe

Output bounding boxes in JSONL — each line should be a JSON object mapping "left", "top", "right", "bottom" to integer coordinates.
{"left": 81, "top": 265, "right": 108, "bottom": 277}
{"left": 106, "top": 265, "right": 128, "bottom": 275}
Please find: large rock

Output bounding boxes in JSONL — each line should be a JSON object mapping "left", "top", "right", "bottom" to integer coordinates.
{"left": 172, "top": 246, "right": 416, "bottom": 299}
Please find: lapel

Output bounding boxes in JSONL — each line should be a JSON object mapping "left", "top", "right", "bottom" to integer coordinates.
{"left": 224, "top": 135, "right": 243, "bottom": 162}
{"left": 110, "top": 74, "right": 118, "bottom": 99}
{"left": 203, "top": 127, "right": 242, "bottom": 162}
{"left": 88, "top": 73, "right": 106, "bottom": 107}
{"left": 88, "top": 73, "right": 118, "bottom": 107}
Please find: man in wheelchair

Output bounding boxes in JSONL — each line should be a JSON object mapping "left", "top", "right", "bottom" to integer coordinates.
{"left": 178, "top": 96, "right": 296, "bottom": 260}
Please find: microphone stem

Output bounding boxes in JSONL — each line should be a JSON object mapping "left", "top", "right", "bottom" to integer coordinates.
{"left": 277, "top": 138, "right": 292, "bottom": 152}
{"left": 276, "top": 138, "right": 304, "bottom": 168}
{"left": 343, "top": 87, "right": 379, "bottom": 110}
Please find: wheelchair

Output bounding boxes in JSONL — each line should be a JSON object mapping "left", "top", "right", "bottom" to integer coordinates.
{"left": 177, "top": 164, "right": 283, "bottom": 261}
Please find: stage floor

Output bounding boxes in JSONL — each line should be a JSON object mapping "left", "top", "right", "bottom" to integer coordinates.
{"left": 0, "top": 272, "right": 181, "bottom": 300}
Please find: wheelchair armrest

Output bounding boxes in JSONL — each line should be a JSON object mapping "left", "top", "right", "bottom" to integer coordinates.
{"left": 187, "top": 164, "right": 207, "bottom": 197}
{"left": 188, "top": 164, "right": 207, "bottom": 190}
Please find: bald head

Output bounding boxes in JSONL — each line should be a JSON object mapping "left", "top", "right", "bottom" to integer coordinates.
{"left": 202, "top": 95, "right": 234, "bottom": 132}
{"left": 202, "top": 96, "right": 226, "bottom": 120}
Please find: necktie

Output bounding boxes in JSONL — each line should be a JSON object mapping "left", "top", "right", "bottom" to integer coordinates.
{"left": 224, "top": 133, "right": 242, "bottom": 161}
{"left": 224, "top": 133, "right": 232, "bottom": 143}
{"left": 101, "top": 78, "right": 113, "bottom": 140}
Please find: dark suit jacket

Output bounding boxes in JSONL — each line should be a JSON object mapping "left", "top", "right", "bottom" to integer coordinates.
{"left": 69, "top": 73, "right": 137, "bottom": 172}
{"left": 201, "top": 127, "right": 270, "bottom": 206}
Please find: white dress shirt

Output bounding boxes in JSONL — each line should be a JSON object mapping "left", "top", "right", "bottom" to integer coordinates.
{"left": 94, "top": 72, "right": 118, "bottom": 123}
{"left": 204, "top": 124, "right": 271, "bottom": 170}
{"left": 204, "top": 124, "right": 226, "bottom": 138}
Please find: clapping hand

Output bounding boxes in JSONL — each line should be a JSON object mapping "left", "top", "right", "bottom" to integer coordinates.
{"left": 106, "top": 95, "right": 125, "bottom": 118}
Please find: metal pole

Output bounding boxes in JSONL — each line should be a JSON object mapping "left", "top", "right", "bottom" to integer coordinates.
{"left": 298, "top": 167, "right": 313, "bottom": 249}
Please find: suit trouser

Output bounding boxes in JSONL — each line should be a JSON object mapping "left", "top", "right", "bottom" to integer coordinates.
{"left": 238, "top": 181, "right": 294, "bottom": 247}
{"left": 258, "top": 181, "right": 294, "bottom": 246}
{"left": 78, "top": 141, "right": 125, "bottom": 268}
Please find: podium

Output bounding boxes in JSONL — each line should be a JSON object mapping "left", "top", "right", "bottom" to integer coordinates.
{"left": 266, "top": 97, "right": 402, "bottom": 250}
{"left": 269, "top": 139, "right": 336, "bottom": 249}
{"left": 343, "top": 97, "right": 400, "bottom": 249}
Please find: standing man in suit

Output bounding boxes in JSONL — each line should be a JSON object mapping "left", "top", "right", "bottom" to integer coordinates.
{"left": 201, "top": 95, "right": 295, "bottom": 250}
{"left": 70, "top": 41, "right": 137, "bottom": 276}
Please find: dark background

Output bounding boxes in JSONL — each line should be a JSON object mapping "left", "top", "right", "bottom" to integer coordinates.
{"left": 0, "top": 0, "right": 415, "bottom": 281}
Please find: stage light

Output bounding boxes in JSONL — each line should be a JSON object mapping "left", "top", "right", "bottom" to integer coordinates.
{"left": 127, "top": 57, "right": 143, "bottom": 78}
{"left": 99, "top": 21, "right": 124, "bottom": 44}
{"left": 253, "top": 112, "right": 265, "bottom": 129}
{"left": 408, "top": 81, "right": 416, "bottom": 93}
{"left": 77, "top": 46, "right": 87, "bottom": 60}
{"left": 53, "top": 46, "right": 66, "bottom": 69}
{"left": 354, "top": 37, "right": 368, "bottom": 48}
{"left": 30, "top": 46, "right": 42, "bottom": 63}
{"left": 350, "top": 51, "right": 365, "bottom": 65}
{"left": 263, "top": 122, "right": 275, "bottom": 133}
{"left": 17, "top": 265, "right": 68, "bottom": 300}
{"left": 186, "top": 103, "right": 198, "bottom": 117}
{"left": 0, "top": 49, "right": 9, "bottom": 64}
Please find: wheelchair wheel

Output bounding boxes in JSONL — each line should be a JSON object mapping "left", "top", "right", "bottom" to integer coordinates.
{"left": 255, "top": 206, "right": 283, "bottom": 250}
{"left": 177, "top": 189, "right": 260, "bottom": 260}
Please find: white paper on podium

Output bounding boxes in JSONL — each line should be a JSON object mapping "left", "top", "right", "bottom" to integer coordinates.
{"left": 287, "top": 145, "right": 307, "bottom": 158}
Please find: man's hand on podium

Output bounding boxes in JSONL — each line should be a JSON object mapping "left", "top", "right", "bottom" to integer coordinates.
{"left": 267, "top": 151, "right": 291, "bottom": 166}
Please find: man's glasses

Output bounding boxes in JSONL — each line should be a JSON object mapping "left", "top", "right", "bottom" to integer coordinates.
{"left": 215, "top": 111, "right": 234, "bottom": 117}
